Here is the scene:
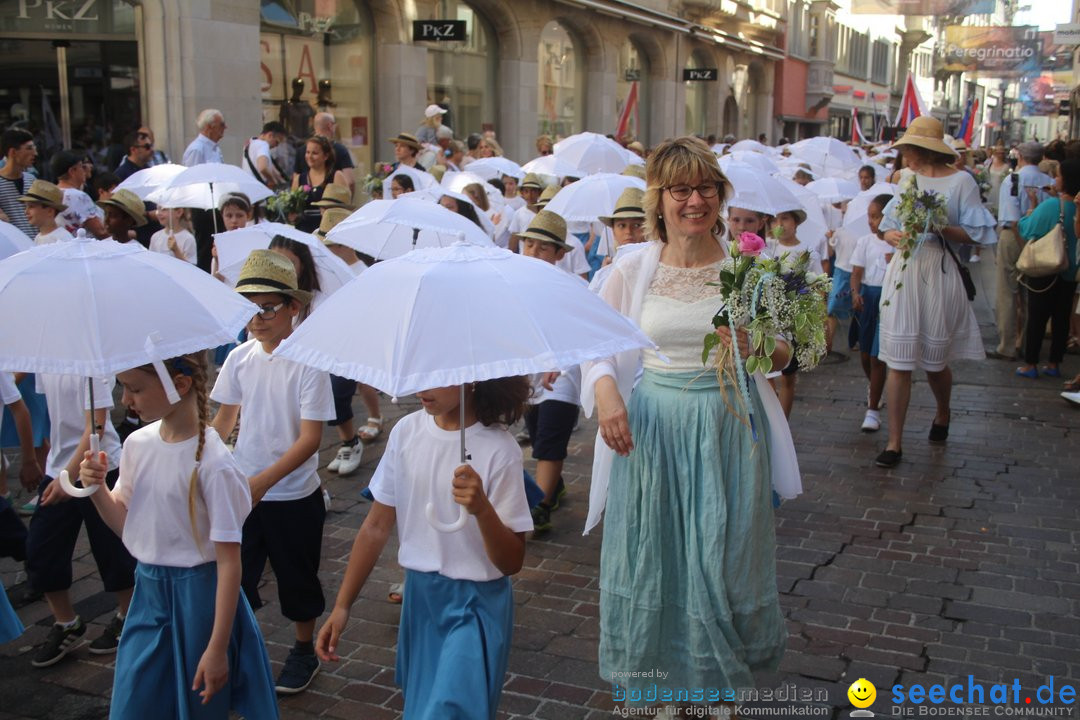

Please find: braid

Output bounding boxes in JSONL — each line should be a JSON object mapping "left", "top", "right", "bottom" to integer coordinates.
{"left": 185, "top": 352, "right": 210, "bottom": 550}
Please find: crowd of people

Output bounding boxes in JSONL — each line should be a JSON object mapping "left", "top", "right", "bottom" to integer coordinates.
{"left": 0, "top": 103, "right": 1076, "bottom": 719}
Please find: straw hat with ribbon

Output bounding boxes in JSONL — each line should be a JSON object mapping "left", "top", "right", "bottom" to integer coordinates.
{"left": 98, "top": 189, "right": 147, "bottom": 227}
{"left": 235, "top": 249, "right": 312, "bottom": 306}
{"left": 312, "top": 183, "right": 355, "bottom": 209}
{"left": 387, "top": 132, "right": 422, "bottom": 152}
{"left": 519, "top": 173, "right": 544, "bottom": 191}
{"left": 17, "top": 179, "right": 67, "bottom": 212}
{"left": 529, "top": 184, "right": 558, "bottom": 212}
{"left": 598, "top": 188, "right": 645, "bottom": 228}
{"left": 622, "top": 164, "right": 646, "bottom": 181}
{"left": 892, "top": 116, "right": 959, "bottom": 159}
{"left": 516, "top": 209, "right": 571, "bottom": 251}
{"left": 316, "top": 207, "right": 352, "bottom": 240}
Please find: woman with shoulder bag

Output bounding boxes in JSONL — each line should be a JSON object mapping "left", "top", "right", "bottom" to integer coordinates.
{"left": 1016, "top": 159, "right": 1080, "bottom": 379}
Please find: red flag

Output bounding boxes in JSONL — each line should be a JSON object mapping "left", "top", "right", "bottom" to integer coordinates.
{"left": 851, "top": 107, "right": 867, "bottom": 145}
{"left": 894, "top": 73, "right": 927, "bottom": 129}
{"left": 615, "top": 81, "right": 638, "bottom": 140}
{"left": 963, "top": 98, "right": 979, "bottom": 146}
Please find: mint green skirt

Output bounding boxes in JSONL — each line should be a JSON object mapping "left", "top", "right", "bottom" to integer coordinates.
{"left": 599, "top": 369, "right": 786, "bottom": 694}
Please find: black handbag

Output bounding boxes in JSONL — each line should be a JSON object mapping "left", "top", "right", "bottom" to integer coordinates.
{"left": 940, "top": 237, "right": 976, "bottom": 301}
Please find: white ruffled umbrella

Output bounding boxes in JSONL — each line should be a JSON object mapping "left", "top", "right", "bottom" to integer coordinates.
{"left": 719, "top": 151, "right": 779, "bottom": 175}
{"left": 0, "top": 231, "right": 256, "bottom": 495}
{"left": 521, "top": 155, "right": 581, "bottom": 184}
{"left": 543, "top": 173, "right": 646, "bottom": 223}
{"left": 722, "top": 165, "right": 804, "bottom": 217}
{"left": 841, "top": 182, "right": 898, "bottom": 240}
{"left": 113, "top": 163, "right": 187, "bottom": 200}
{"left": 467, "top": 157, "right": 525, "bottom": 181}
{"left": 774, "top": 177, "right": 830, "bottom": 246}
{"left": 806, "top": 178, "right": 861, "bottom": 204}
{"left": 729, "top": 139, "right": 770, "bottom": 154}
{"left": 147, "top": 163, "right": 273, "bottom": 210}
{"left": 385, "top": 165, "right": 439, "bottom": 192}
{"left": 553, "top": 132, "right": 633, "bottom": 175}
{"left": 326, "top": 197, "right": 493, "bottom": 260}
{"left": 0, "top": 221, "right": 32, "bottom": 260}
{"left": 212, "top": 222, "right": 356, "bottom": 297}
{"left": 276, "top": 242, "right": 654, "bottom": 532}
{"left": 788, "top": 137, "right": 862, "bottom": 178}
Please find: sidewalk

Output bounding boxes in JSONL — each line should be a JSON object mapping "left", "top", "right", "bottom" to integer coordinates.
{"left": 1, "top": 253, "right": 1077, "bottom": 719}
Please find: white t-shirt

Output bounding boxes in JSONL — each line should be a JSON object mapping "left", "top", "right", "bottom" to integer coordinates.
{"left": 508, "top": 206, "right": 536, "bottom": 238}
{"left": 766, "top": 237, "right": 824, "bottom": 275}
{"left": 210, "top": 339, "right": 334, "bottom": 501}
{"left": 530, "top": 366, "right": 582, "bottom": 407}
{"left": 849, "top": 233, "right": 892, "bottom": 288}
{"left": 368, "top": 410, "right": 533, "bottom": 582}
{"left": 37, "top": 374, "right": 121, "bottom": 478}
{"left": 504, "top": 196, "right": 526, "bottom": 212}
{"left": 58, "top": 188, "right": 104, "bottom": 234}
{"left": 149, "top": 228, "right": 198, "bottom": 263}
{"left": 114, "top": 422, "right": 252, "bottom": 567}
{"left": 35, "top": 226, "right": 73, "bottom": 246}
{"left": 556, "top": 234, "right": 591, "bottom": 276}
{"left": 243, "top": 137, "right": 272, "bottom": 182}
{"left": 830, "top": 227, "right": 860, "bottom": 272}
{"left": 0, "top": 372, "right": 20, "bottom": 439}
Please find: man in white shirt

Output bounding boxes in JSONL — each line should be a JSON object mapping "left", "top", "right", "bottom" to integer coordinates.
{"left": 181, "top": 109, "right": 226, "bottom": 166}
{"left": 991, "top": 169, "right": 1025, "bottom": 360}
{"left": 243, "top": 121, "right": 287, "bottom": 188}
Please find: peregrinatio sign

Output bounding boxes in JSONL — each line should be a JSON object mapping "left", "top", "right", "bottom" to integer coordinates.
{"left": 942, "top": 25, "right": 1041, "bottom": 78}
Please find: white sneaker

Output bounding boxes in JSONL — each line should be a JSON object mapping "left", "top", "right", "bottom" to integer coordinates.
{"left": 970, "top": 254, "right": 981, "bottom": 264}
{"left": 336, "top": 441, "right": 363, "bottom": 475}
{"left": 861, "top": 409, "right": 881, "bottom": 432}
{"left": 322, "top": 488, "right": 331, "bottom": 511}
{"left": 327, "top": 444, "right": 350, "bottom": 473}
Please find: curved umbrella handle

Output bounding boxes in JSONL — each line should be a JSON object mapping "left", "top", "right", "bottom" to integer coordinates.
{"left": 425, "top": 501, "right": 467, "bottom": 533}
{"left": 59, "top": 433, "right": 100, "bottom": 498}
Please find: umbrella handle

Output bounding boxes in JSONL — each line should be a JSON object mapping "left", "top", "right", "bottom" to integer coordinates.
{"left": 59, "top": 433, "right": 101, "bottom": 498}
{"left": 425, "top": 502, "right": 467, "bottom": 533}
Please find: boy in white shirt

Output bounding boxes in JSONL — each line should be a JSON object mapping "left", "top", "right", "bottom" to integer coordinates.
{"left": 517, "top": 210, "right": 583, "bottom": 534}
{"left": 506, "top": 174, "right": 543, "bottom": 253}
{"left": 211, "top": 250, "right": 334, "bottom": 696}
{"left": 0, "top": 372, "right": 42, "bottom": 562}
{"left": 17, "top": 179, "right": 73, "bottom": 245}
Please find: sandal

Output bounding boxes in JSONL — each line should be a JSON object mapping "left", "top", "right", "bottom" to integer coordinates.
{"left": 1064, "top": 377, "right": 1080, "bottom": 392}
{"left": 358, "top": 417, "right": 383, "bottom": 442}
{"left": 387, "top": 583, "right": 403, "bottom": 604}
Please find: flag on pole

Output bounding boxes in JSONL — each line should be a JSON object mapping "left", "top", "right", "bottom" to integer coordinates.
{"left": 963, "top": 98, "right": 979, "bottom": 146}
{"left": 614, "top": 81, "right": 639, "bottom": 141}
{"left": 894, "top": 73, "right": 927, "bottom": 129}
{"left": 851, "top": 107, "right": 868, "bottom": 145}
{"left": 957, "top": 96, "right": 974, "bottom": 143}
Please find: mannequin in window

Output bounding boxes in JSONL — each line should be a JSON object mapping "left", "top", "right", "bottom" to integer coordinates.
{"left": 317, "top": 79, "right": 335, "bottom": 110}
{"left": 281, "top": 77, "right": 315, "bottom": 140}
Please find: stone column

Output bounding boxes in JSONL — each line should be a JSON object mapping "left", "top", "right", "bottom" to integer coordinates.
{"left": 499, "top": 59, "right": 539, "bottom": 162}
{"left": 376, "top": 43, "right": 428, "bottom": 146}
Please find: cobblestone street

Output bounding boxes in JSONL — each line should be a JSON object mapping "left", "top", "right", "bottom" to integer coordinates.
{"left": 1, "top": 258, "right": 1077, "bottom": 719}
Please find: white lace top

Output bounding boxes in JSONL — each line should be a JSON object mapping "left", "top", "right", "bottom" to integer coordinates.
{"left": 642, "top": 261, "right": 725, "bottom": 371}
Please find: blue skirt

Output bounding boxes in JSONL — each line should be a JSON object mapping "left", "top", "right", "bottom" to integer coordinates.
{"left": 0, "top": 582, "right": 24, "bottom": 644}
{"left": 600, "top": 370, "right": 786, "bottom": 694}
{"left": 111, "top": 562, "right": 278, "bottom": 720}
{"left": 858, "top": 285, "right": 883, "bottom": 358}
{"left": 827, "top": 267, "right": 854, "bottom": 320}
{"left": 397, "top": 569, "right": 513, "bottom": 720}
{"left": 0, "top": 374, "right": 49, "bottom": 448}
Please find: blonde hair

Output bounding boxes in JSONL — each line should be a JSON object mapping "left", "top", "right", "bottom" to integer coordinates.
{"left": 160, "top": 206, "right": 193, "bottom": 234}
{"left": 642, "top": 136, "right": 731, "bottom": 243}
{"left": 462, "top": 183, "right": 490, "bottom": 212}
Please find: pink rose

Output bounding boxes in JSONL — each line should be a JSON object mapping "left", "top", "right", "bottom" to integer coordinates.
{"left": 302, "top": 184, "right": 312, "bottom": 192}
{"left": 738, "top": 231, "right": 766, "bottom": 256}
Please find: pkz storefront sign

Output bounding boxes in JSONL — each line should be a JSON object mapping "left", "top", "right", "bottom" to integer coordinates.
{"left": 413, "top": 20, "right": 466, "bottom": 42}
{"left": 1, "top": 0, "right": 134, "bottom": 35}
{"left": 683, "top": 68, "right": 717, "bottom": 81}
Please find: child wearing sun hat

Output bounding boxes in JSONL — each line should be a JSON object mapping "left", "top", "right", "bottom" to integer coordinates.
{"left": 17, "top": 179, "right": 72, "bottom": 245}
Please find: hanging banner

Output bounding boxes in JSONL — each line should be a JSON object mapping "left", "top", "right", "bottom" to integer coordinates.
{"left": 851, "top": 0, "right": 993, "bottom": 14}
{"left": 941, "top": 25, "right": 1041, "bottom": 78}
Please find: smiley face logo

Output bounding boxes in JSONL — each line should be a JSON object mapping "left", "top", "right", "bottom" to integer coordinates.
{"left": 848, "top": 678, "right": 876, "bottom": 709}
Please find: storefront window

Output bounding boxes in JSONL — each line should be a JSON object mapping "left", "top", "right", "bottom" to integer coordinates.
{"left": 422, "top": 0, "right": 495, "bottom": 138}
{"left": 260, "top": 0, "right": 374, "bottom": 175}
{"left": 538, "top": 21, "right": 581, "bottom": 141}
{"left": 684, "top": 50, "right": 708, "bottom": 136}
{"left": 615, "top": 40, "right": 647, "bottom": 143}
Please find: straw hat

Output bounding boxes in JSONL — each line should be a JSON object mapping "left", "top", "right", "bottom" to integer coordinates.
{"left": 17, "top": 179, "right": 67, "bottom": 212}
{"left": 598, "top": 188, "right": 645, "bottom": 227}
{"left": 519, "top": 173, "right": 544, "bottom": 191}
{"left": 621, "top": 164, "right": 646, "bottom": 181}
{"left": 528, "top": 185, "right": 558, "bottom": 212}
{"left": 311, "top": 183, "right": 354, "bottom": 209}
{"left": 892, "top": 116, "right": 959, "bottom": 159}
{"left": 387, "top": 132, "right": 422, "bottom": 151}
{"left": 627, "top": 141, "right": 645, "bottom": 155}
{"left": 516, "top": 209, "right": 571, "bottom": 251}
{"left": 234, "top": 249, "right": 312, "bottom": 306}
{"left": 98, "top": 189, "right": 147, "bottom": 227}
{"left": 316, "top": 207, "right": 351, "bottom": 239}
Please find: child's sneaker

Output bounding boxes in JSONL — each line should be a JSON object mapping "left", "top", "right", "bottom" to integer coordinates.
{"left": 275, "top": 648, "right": 320, "bottom": 695}
{"left": 549, "top": 477, "right": 567, "bottom": 511}
{"left": 88, "top": 613, "right": 124, "bottom": 654}
{"left": 335, "top": 439, "right": 363, "bottom": 476}
{"left": 861, "top": 409, "right": 881, "bottom": 433}
{"left": 531, "top": 503, "right": 552, "bottom": 534}
{"left": 18, "top": 495, "right": 38, "bottom": 516}
{"left": 31, "top": 617, "right": 86, "bottom": 667}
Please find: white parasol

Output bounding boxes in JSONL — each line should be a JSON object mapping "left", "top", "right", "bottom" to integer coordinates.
{"left": 0, "top": 221, "right": 32, "bottom": 260}
{"left": 553, "top": 132, "right": 636, "bottom": 175}
{"left": 543, "top": 173, "right": 646, "bottom": 223}
{"left": 113, "top": 163, "right": 187, "bottom": 200}
{"left": 147, "top": 163, "right": 274, "bottom": 210}
{"left": 325, "top": 197, "right": 493, "bottom": 260}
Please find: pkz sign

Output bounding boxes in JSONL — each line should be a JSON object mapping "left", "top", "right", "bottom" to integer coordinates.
{"left": 683, "top": 68, "right": 718, "bottom": 81}
{"left": 413, "top": 20, "right": 467, "bottom": 42}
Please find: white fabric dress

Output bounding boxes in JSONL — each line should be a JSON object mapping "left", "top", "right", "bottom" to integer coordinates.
{"left": 878, "top": 171, "right": 996, "bottom": 372}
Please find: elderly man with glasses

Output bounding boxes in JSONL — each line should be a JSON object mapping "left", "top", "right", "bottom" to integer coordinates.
{"left": 182, "top": 108, "right": 227, "bottom": 166}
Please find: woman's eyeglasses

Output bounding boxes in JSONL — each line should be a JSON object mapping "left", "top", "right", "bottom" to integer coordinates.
{"left": 666, "top": 183, "right": 721, "bottom": 201}
{"left": 253, "top": 302, "right": 286, "bottom": 320}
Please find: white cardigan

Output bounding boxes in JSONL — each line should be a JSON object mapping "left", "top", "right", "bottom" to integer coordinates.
{"left": 580, "top": 239, "right": 803, "bottom": 534}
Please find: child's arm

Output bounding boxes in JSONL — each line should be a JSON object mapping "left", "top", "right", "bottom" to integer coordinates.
{"left": 6, "top": 399, "right": 42, "bottom": 491}
{"left": 79, "top": 450, "right": 127, "bottom": 535}
{"left": 316, "top": 501, "right": 396, "bottom": 662}
{"left": 42, "top": 408, "right": 108, "bottom": 506}
{"left": 452, "top": 464, "right": 526, "bottom": 576}
{"left": 210, "top": 403, "right": 240, "bottom": 443}
{"left": 850, "top": 265, "right": 865, "bottom": 312}
{"left": 248, "top": 419, "right": 322, "bottom": 504}
{"left": 166, "top": 234, "right": 187, "bottom": 261}
{"left": 193, "top": 541, "right": 241, "bottom": 704}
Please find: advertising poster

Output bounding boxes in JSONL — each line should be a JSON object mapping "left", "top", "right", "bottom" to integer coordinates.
{"left": 941, "top": 25, "right": 1041, "bottom": 78}
{"left": 851, "top": 0, "right": 993, "bottom": 14}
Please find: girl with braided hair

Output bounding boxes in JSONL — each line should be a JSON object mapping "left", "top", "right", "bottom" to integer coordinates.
{"left": 79, "top": 351, "right": 278, "bottom": 719}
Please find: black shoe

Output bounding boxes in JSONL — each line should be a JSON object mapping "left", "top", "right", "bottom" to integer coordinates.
{"left": 88, "top": 614, "right": 124, "bottom": 655}
{"left": 531, "top": 503, "right": 552, "bottom": 534}
{"left": 928, "top": 423, "right": 949, "bottom": 443}
{"left": 875, "top": 449, "right": 902, "bottom": 468}
{"left": 275, "top": 648, "right": 320, "bottom": 695}
{"left": 31, "top": 618, "right": 86, "bottom": 668}
{"left": 548, "top": 477, "right": 567, "bottom": 511}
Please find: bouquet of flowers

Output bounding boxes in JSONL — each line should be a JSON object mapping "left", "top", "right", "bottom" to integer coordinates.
{"left": 361, "top": 163, "right": 396, "bottom": 199}
{"left": 265, "top": 186, "right": 308, "bottom": 222}
{"left": 973, "top": 166, "right": 992, "bottom": 202}
{"left": 701, "top": 231, "right": 831, "bottom": 438}
{"left": 882, "top": 177, "right": 949, "bottom": 306}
